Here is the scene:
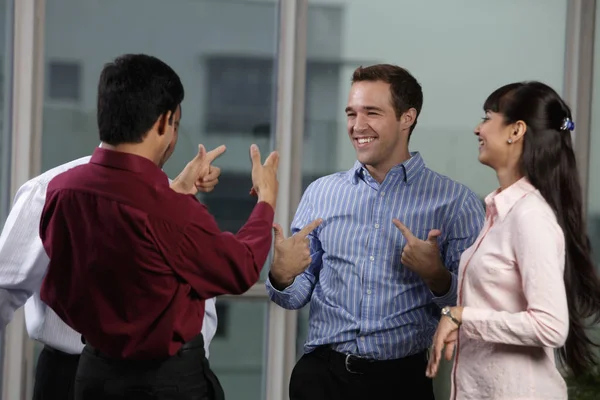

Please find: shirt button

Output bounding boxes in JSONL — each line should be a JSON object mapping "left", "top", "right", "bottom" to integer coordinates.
{"left": 360, "top": 337, "right": 365, "bottom": 341}
{"left": 367, "top": 289, "right": 372, "bottom": 295}
{"left": 369, "top": 256, "right": 374, "bottom": 261}
{"left": 374, "top": 223, "right": 380, "bottom": 229}
{"left": 380, "top": 191, "right": 385, "bottom": 197}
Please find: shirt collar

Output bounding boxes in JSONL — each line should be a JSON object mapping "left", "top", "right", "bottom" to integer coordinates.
{"left": 350, "top": 151, "right": 426, "bottom": 185}
{"left": 89, "top": 148, "right": 169, "bottom": 184}
{"left": 485, "top": 177, "right": 536, "bottom": 221}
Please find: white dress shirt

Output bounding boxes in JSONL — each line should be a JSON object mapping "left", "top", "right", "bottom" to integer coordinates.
{"left": 0, "top": 156, "right": 218, "bottom": 356}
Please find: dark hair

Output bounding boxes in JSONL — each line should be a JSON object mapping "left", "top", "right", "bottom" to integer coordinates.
{"left": 484, "top": 81, "right": 600, "bottom": 376}
{"left": 351, "top": 64, "right": 423, "bottom": 137}
{"left": 97, "top": 54, "right": 184, "bottom": 145}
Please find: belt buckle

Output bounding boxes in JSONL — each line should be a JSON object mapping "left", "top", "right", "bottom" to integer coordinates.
{"left": 344, "top": 354, "right": 364, "bottom": 374}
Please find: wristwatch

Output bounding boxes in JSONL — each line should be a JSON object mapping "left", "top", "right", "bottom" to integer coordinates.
{"left": 441, "top": 306, "right": 461, "bottom": 327}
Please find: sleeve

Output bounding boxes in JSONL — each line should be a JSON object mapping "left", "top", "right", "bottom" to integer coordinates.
{"left": 201, "top": 298, "right": 218, "bottom": 358}
{"left": 432, "top": 191, "right": 485, "bottom": 307}
{"left": 265, "top": 183, "right": 323, "bottom": 310}
{"left": 0, "top": 180, "right": 50, "bottom": 328}
{"left": 460, "top": 209, "right": 569, "bottom": 348}
{"left": 172, "top": 199, "right": 275, "bottom": 298}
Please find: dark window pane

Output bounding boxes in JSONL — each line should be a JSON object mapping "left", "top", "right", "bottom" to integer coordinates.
{"left": 48, "top": 61, "right": 81, "bottom": 101}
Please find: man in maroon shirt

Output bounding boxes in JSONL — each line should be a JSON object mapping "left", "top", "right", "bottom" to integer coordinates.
{"left": 39, "top": 54, "right": 282, "bottom": 400}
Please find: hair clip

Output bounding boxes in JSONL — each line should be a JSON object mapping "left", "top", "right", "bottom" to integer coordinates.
{"left": 560, "top": 117, "right": 575, "bottom": 131}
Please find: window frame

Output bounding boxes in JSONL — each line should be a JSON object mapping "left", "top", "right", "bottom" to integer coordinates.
{"left": 3, "top": 0, "right": 45, "bottom": 399}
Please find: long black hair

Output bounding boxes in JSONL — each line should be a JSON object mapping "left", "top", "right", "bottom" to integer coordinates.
{"left": 484, "top": 81, "right": 600, "bottom": 376}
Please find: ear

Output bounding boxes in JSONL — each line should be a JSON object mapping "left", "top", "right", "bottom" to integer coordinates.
{"left": 510, "top": 120, "right": 527, "bottom": 143}
{"left": 157, "top": 110, "right": 173, "bottom": 136}
{"left": 400, "top": 108, "right": 417, "bottom": 129}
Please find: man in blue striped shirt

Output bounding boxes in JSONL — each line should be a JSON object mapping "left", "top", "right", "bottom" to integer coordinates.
{"left": 266, "top": 64, "right": 484, "bottom": 400}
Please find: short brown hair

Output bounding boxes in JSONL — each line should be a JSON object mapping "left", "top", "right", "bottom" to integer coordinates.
{"left": 352, "top": 64, "right": 423, "bottom": 135}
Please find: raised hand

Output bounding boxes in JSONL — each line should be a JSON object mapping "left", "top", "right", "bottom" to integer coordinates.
{"left": 269, "top": 218, "right": 323, "bottom": 289}
{"left": 249, "top": 144, "right": 279, "bottom": 209}
{"left": 171, "top": 144, "right": 226, "bottom": 195}
{"left": 195, "top": 166, "right": 221, "bottom": 193}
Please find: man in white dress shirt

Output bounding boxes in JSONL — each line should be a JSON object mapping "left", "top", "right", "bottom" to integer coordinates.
{"left": 0, "top": 150, "right": 221, "bottom": 399}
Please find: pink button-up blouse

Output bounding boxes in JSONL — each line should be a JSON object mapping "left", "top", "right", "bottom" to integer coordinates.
{"left": 451, "top": 178, "right": 569, "bottom": 400}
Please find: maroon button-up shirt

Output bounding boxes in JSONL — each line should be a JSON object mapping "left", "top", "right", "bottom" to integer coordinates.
{"left": 40, "top": 148, "right": 274, "bottom": 360}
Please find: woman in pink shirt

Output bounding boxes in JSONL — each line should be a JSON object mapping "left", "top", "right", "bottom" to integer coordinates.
{"left": 425, "top": 81, "right": 600, "bottom": 399}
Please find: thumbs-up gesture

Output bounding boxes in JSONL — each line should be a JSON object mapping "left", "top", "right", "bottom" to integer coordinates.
{"left": 269, "top": 218, "right": 323, "bottom": 289}
{"left": 392, "top": 219, "right": 444, "bottom": 282}
{"left": 171, "top": 144, "right": 227, "bottom": 195}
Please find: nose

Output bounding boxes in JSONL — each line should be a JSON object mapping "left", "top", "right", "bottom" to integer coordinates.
{"left": 474, "top": 123, "right": 481, "bottom": 136}
{"left": 354, "top": 114, "right": 368, "bottom": 133}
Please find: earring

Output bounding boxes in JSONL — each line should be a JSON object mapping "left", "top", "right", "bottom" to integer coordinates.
{"left": 507, "top": 139, "right": 513, "bottom": 144}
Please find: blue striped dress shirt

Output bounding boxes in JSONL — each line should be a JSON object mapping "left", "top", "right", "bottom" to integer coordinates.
{"left": 266, "top": 152, "right": 484, "bottom": 360}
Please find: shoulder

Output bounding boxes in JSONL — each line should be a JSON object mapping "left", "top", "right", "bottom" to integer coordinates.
{"left": 36, "top": 156, "right": 92, "bottom": 188}
{"left": 508, "top": 191, "right": 564, "bottom": 250}
{"left": 421, "top": 167, "right": 481, "bottom": 205}
{"left": 16, "top": 156, "right": 91, "bottom": 198}
{"left": 512, "top": 191, "right": 559, "bottom": 225}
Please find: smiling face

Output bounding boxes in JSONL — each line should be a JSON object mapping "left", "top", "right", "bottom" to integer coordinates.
{"left": 345, "top": 80, "right": 415, "bottom": 177}
{"left": 475, "top": 110, "right": 525, "bottom": 174}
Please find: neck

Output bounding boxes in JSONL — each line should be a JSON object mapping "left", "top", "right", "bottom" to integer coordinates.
{"left": 496, "top": 167, "right": 523, "bottom": 190}
{"left": 365, "top": 150, "right": 412, "bottom": 184}
{"left": 100, "top": 142, "right": 160, "bottom": 165}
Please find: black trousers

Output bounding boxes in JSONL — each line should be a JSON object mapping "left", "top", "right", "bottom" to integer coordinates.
{"left": 289, "top": 347, "right": 435, "bottom": 400}
{"left": 74, "top": 334, "right": 224, "bottom": 400}
{"left": 33, "top": 346, "right": 80, "bottom": 400}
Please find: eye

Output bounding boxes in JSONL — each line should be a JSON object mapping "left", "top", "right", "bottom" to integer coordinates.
{"left": 368, "top": 112, "right": 378, "bottom": 116}
{"left": 481, "top": 116, "right": 490, "bottom": 122}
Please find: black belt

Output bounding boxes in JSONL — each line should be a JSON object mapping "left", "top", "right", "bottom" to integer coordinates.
{"left": 83, "top": 333, "right": 206, "bottom": 360}
{"left": 313, "top": 346, "right": 427, "bottom": 375}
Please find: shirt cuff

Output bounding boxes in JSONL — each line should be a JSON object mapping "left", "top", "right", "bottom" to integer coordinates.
{"left": 430, "top": 272, "right": 457, "bottom": 307}
{"left": 265, "top": 273, "right": 298, "bottom": 295}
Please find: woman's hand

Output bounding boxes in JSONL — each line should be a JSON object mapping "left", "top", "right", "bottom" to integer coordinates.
{"left": 426, "top": 306, "right": 463, "bottom": 378}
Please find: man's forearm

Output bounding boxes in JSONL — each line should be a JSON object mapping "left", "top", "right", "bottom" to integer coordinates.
{"left": 170, "top": 181, "right": 188, "bottom": 194}
{"left": 424, "top": 266, "right": 452, "bottom": 296}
